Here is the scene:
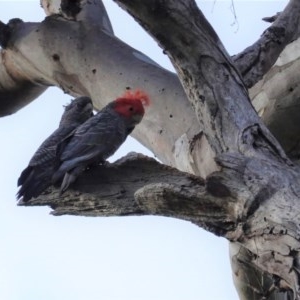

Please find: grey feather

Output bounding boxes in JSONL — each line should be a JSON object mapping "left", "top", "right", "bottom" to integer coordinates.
{"left": 52, "top": 101, "right": 143, "bottom": 193}
{"left": 17, "top": 96, "right": 93, "bottom": 202}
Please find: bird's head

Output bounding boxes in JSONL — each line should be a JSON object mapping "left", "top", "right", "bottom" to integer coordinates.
{"left": 60, "top": 96, "right": 94, "bottom": 126}
{"left": 113, "top": 89, "right": 150, "bottom": 124}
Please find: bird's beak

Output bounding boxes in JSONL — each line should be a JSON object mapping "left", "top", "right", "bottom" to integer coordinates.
{"left": 132, "top": 114, "right": 143, "bottom": 124}
{"left": 85, "top": 103, "right": 94, "bottom": 116}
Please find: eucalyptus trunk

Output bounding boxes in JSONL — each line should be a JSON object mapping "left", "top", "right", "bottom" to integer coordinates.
{"left": 1, "top": 0, "right": 300, "bottom": 299}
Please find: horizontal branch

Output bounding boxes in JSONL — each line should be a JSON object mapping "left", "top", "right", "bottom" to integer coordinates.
{"left": 19, "top": 153, "right": 243, "bottom": 237}
{"left": 0, "top": 8, "right": 207, "bottom": 172}
{"left": 2, "top": 1, "right": 297, "bottom": 171}
{"left": 0, "top": 19, "right": 47, "bottom": 115}
{"left": 0, "top": 51, "right": 47, "bottom": 116}
{"left": 18, "top": 154, "right": 300, "bottom": 295}
{"left": 233, "top": 0, "right": 300, "bottom": 88}
{"left": 41, "top": 0, "right": 114, "bottom": 34}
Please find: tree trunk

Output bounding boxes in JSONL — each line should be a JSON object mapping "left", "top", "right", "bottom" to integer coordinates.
{"left": 2, "top": 0, "right": 300, "bottom": 299}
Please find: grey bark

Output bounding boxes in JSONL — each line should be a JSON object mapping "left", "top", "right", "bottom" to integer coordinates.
{"left": 2, "top": 0, "right": 300, "bottom": 299}
{"left": 0, "top": 19, "right": 47, "bottom": 116}
{"left": 110, "top": 3, "right": 300, "bottom": 299}
{"left": 111, "top": 1, "right": 300, "bottom": 298}
{"left": 250, "top": 38, "right": 300, "bottom": 160}
{"left": 233, "top": 0, "right": 300, "bottom": 89}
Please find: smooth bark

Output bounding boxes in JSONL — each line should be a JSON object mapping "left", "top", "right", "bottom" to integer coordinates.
{"left": 2, "top": 0, "right": 300, "bottom": 299}
{"left": 250, "top": 38, "right": 300, "bottom": 160}
{"left": 233, "top": 0, "right": 300, "bottom": 88}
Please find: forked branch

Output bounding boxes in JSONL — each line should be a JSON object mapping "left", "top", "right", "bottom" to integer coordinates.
{"left": 19, "top": 153, "right": 245, "bottom": 237}
{"left": 233, "top": 0, "right": 300, "bottom": 88}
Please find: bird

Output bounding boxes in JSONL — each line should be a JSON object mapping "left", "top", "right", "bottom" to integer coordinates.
{"left": 52, "top": 89, "right": 150, "bottom": 194}
{"left": 17, "top": 96, "right": 94, "bottom": 202}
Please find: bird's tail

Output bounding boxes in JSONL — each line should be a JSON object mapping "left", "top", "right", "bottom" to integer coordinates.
{"left": 17, "top": 167, "right": 51, "bottom": 202}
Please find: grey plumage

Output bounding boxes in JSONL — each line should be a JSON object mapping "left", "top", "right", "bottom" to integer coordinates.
{"left": 52, "top": 94, "right": 147, "bottom": 194}
{"left": 17, "top": 96, "right": 93, "bottom": 202}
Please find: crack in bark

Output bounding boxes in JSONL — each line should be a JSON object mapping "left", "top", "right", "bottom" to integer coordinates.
{"left": 61, "top": 0, "right": 82, "bottom": 19}
{"left": 233, "top": 0, "right": 300, "bottom": 88}
{"left": 241, "top": 124, "right": 291, "bottom": 165}
{"left": 18, "top": 152, "right": 245, "bottom": 236}
{"left": 2, "top": 0, "right": 300, "bottom": 298}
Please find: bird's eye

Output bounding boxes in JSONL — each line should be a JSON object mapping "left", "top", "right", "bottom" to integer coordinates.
{"left": 128, "top": 107, "right": 134, "bottom": 112}
{"left": 77, "top": 102, "right": 85, "bottom": 109}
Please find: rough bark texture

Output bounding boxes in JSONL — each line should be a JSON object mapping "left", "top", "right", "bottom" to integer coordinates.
{"left": 20, "top": 152, "right": 238, "bottom": 235}
{"left": 0, "top": 4, "right": 204, "bottom": 172}
{"left": 233, "top": 0, "right": 300, "bottom": 89}
{"left": 113, "top": 2, "right": 300, "bottom": 298}
{"left": 250, "top": 38, "right": 300, "bottom": 160}
{"left": 2, "top": 0, "right": 300, "bottom": 299}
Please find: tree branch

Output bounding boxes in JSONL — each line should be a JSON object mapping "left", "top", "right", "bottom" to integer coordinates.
{"left": 2, "top": 1, "right": 298, "bottom": 166}
{"left": 262, "top": 12, "right": 280, "bottom": 23}
{"left": 5, "top": 1, "right": 300, "bottom": 298}
{"left": 114, "top": 0, "right": 288, "bottom": 163}
{"left": 250, "top": 38, "right": 300, "bottom": 160}
{"left": 233, "top": 0, "right": 300, "bottom": 88}
{"left": 2, "top": 0, "right": 297, "bottom": 170}
{"left": 18, "top": 150, "right": 300, "bottom": 296}
{"left": 109, "top": 2, "right": 300, "bottom": 296}
{"left": 0, "top": 5, "right": 217, "bottom": 175}
{"left": 19, "top": 153, "right": 243, "bottom": 236}
{"left": 0, "top": 19, "right": 47, "bottom": 116}
{"left": 41, "top": 0, "right": 114, "bottom": 34}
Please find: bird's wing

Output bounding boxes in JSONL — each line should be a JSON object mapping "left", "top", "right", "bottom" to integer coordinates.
{"left": 28, "top": 126, "right": 76, "bottom": 167}
{"left": 58, "top": 112, "right": 125, "bottom": 165}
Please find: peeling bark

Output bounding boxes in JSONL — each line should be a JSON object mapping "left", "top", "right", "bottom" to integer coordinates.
{"left": 233, "top": 0, "right": 300, "bottom": 88}
{"left": 16, "top": 153, "right": 251, "bottom": 238}
{"left": 250, "top": 38, "right": 300, "bottom": 159}
{"left": 0, "top": 4, "right": 212, "bottom": 174}
{"left": 2, "top": 0, "right": 300, "bottom": 299}
{"left": 108, "top": 0, "right": 300, "bottom": 297}
{"left": 113, "top": 0, "right": 288, "bottom": 161}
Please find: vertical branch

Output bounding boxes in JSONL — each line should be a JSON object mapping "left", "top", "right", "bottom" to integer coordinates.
{"left": 114, "top": 0, "right": 288, "bottom": 162}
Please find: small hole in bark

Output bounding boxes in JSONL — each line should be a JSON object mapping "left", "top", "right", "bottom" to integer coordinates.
{"left": 159, "top": 129, "right": 163, "bottom": 134}
{"left": 199, "top": 95, "right": 205, "bottom": 103}
{"left": 92, "top": 69, "right": 96, "bottom": 74}
{"left": 52, "top": 54, "right": 60, "bottom": 61}
{"left": 169, "top": 114, "right": 173, "bottom": 118}
{"left": 126, "top": 86, "right": 131, "bottom": 90}
{"left": 289, "top": 87, "right": 294, "bottom": 92}
{"left": 206, "top": 176, "right": 231, "bottom": 198}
